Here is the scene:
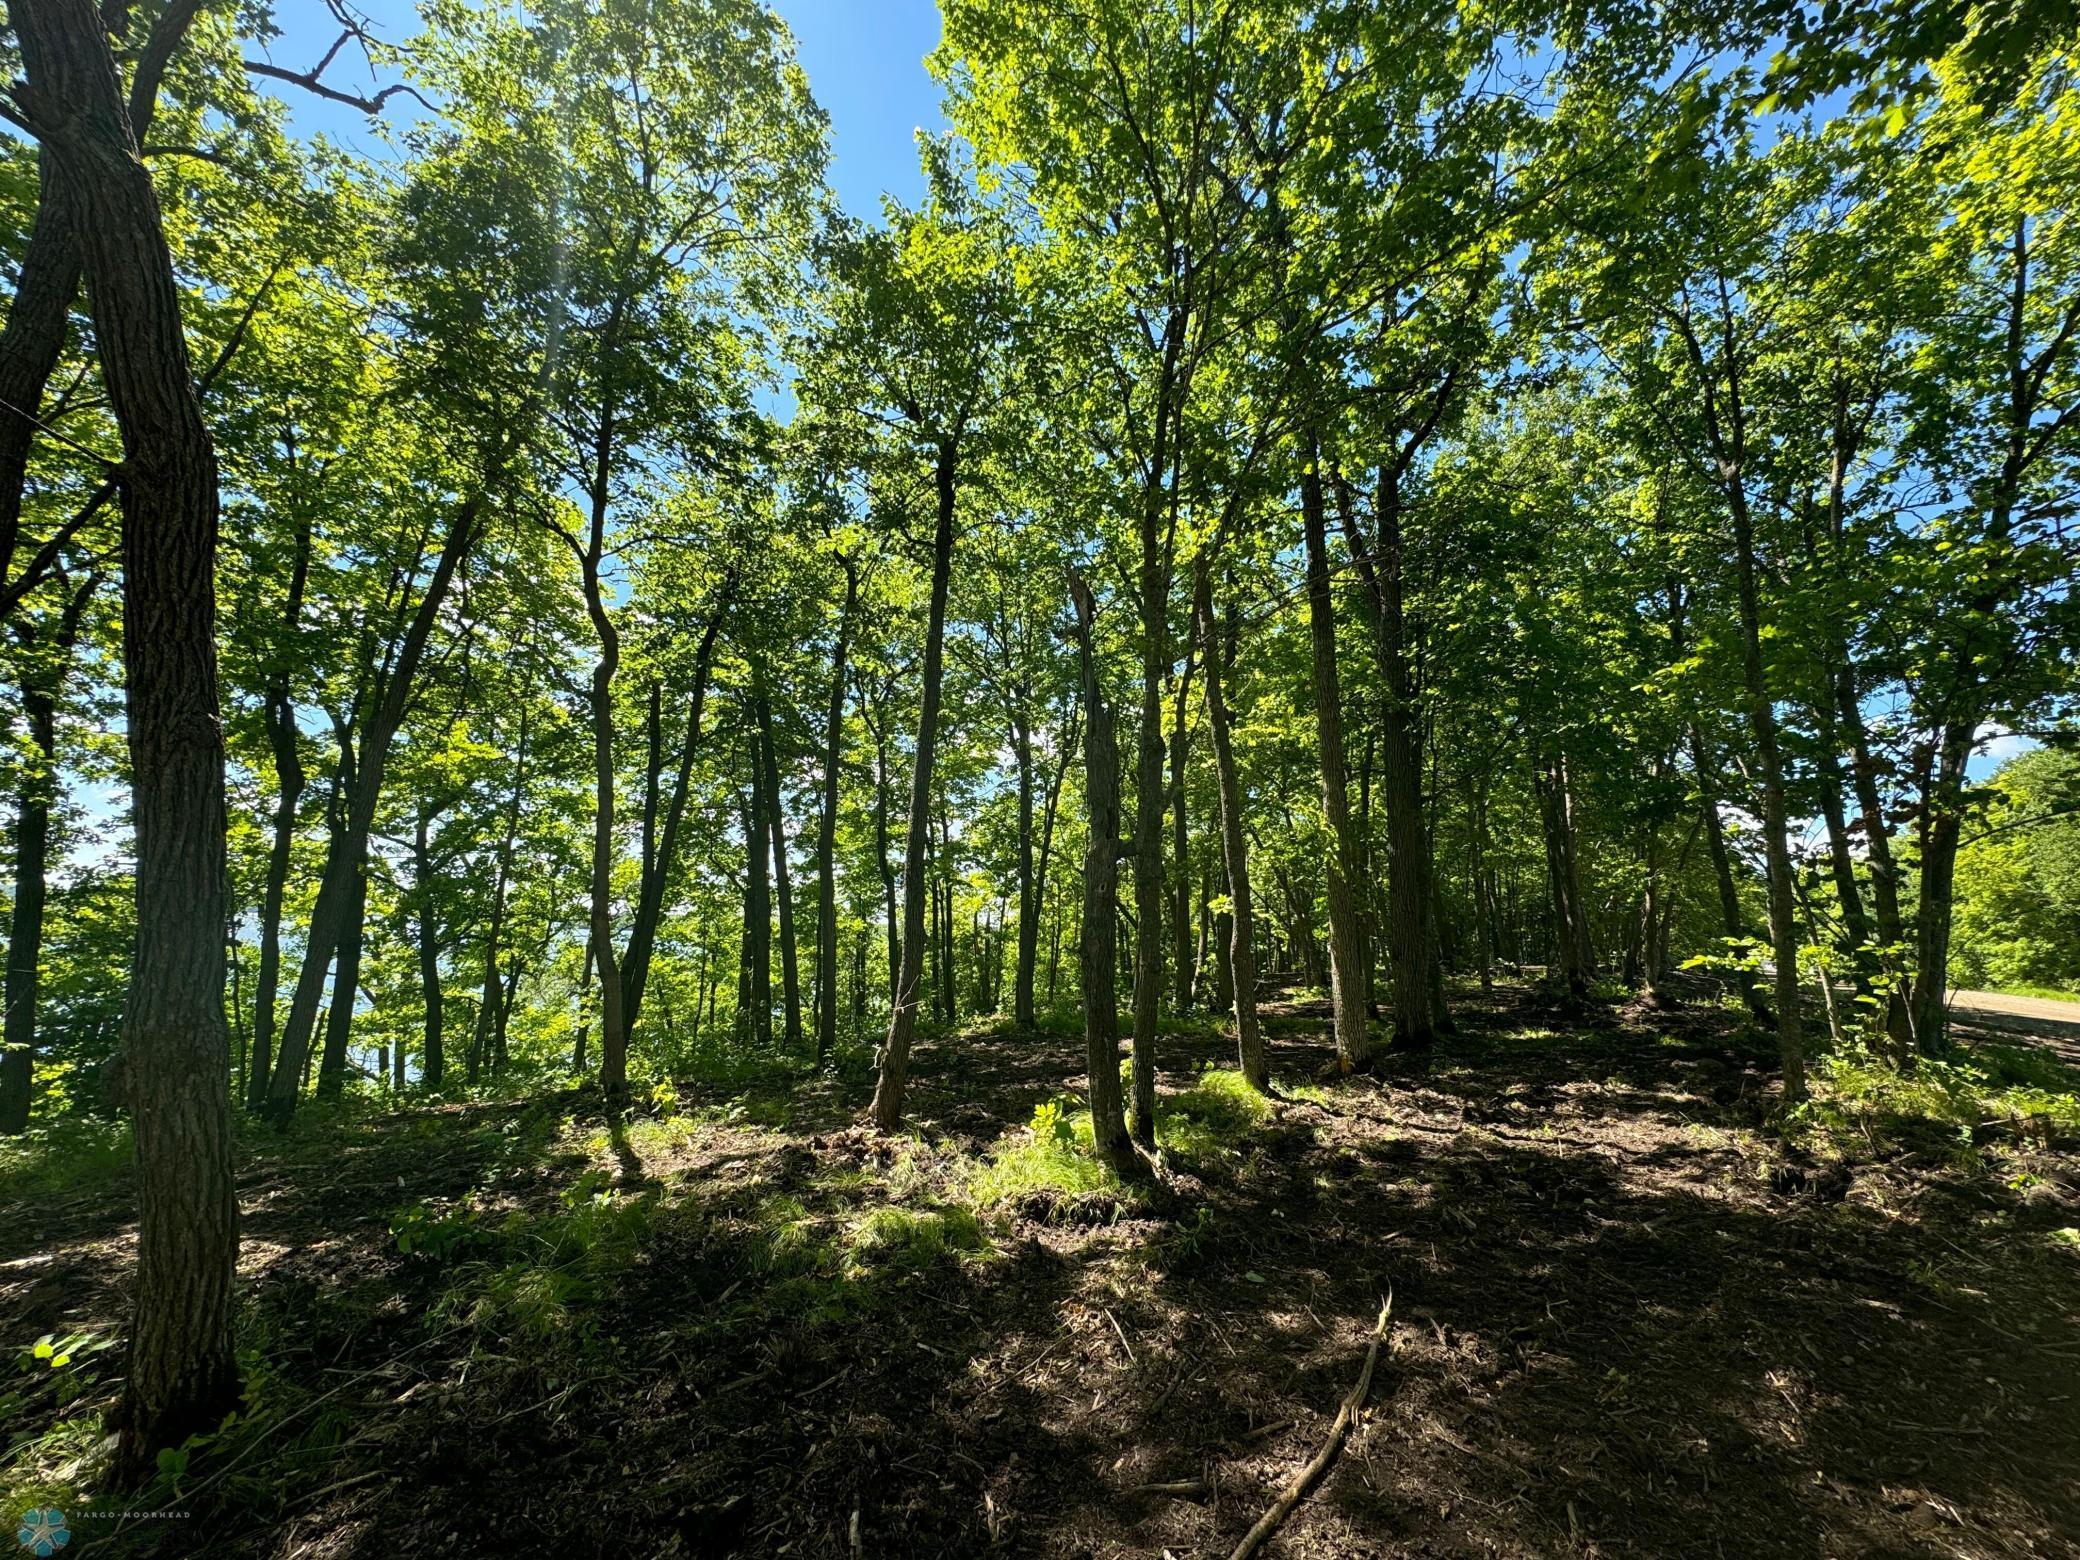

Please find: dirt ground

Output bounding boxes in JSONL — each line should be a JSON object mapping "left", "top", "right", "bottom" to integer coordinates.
{"left": 4, "top": 985, "right": 2078, "bottom": 1558}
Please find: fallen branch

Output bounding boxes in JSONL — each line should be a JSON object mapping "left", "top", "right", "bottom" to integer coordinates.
{"left": 1227, "top": 1289, "right": 1393, "bottom": 1560}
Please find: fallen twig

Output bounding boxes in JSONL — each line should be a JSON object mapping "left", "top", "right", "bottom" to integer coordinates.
{"left": 1227, "top": 1289, "right": 1393, "bottom": 1560}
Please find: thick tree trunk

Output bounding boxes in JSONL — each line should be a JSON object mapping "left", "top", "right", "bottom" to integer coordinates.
{"left": 317, "top": 864, "right": 367, "bottom": 1095}
{"left": 1194, "top": 560, "right": 1264, "bottom": 1090}
{"left": 1301, "top": 450, "right": 1371, "bottom": 1072}
{"left": 1069, "top": 570, "right": 1145, "bottom": 1176}
{"left": 13, "top": 0, "right": 238, "bottom": 1477}
{"left": 814, "top": 566, "right": 856, "bottom": 1062}
{"left": 871, "top": 443, "right": 957, "bottom": 1128}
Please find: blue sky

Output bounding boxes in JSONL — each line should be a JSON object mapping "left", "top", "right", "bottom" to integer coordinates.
{"left": 264, "top": 0, "right": 950, "bottom": 217}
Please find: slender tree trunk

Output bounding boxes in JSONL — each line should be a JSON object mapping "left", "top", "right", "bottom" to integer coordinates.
{"left": 1013, "top": 714, "right": 1038, "bottom": 1027}
{"left": 1302, "top": 448, "right": 1372, "bottom": 1071}
{"left": 1168, "top": 659, "right": 1195, "bottom": 1013}
{"left": 472, "top": 702, "right": 532, "bottom": 1083}
{"left": 1912, "top": 719, "right": 1976, "bottom": 1051}
{"left": 248, "top": 510, "right": 310, "bottom": 1109}
{"left": 0, "top": 570, "right": 91, "bottom": 1134}
{"left": 814, "top": 565, "right": 856, "bottom": 1062}
{"left": 1069, "top": 570, "right": 1145, "bottom": 1175}
{"left": 756, "top": 676, "right": 804, "bottom": 1050}
{"left": 1195, "top": 560, "right": 1264, "bottom": 1090}
{"left": 622, "top": 607, "right": 721, "bottom": 1036}
{"left": 1342, "top": 467, "right": 1441, "bottom": 1048}
{"left": 268, "top": 496, "right": 490, "bottom": 1119}
{"left": 413, "top": 801, "right": 444, "bottom": 1089}
{"left": 871, "top": 442, "right": 957, "bottom": 1129}
{"left": 744, "top": 745, "right": 774, "bottom": 1048}
{"left": 1723, "top": 483, "right": 1807, "bottom": 1098}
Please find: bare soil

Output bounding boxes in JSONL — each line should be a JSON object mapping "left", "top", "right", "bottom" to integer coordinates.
{"left": 4, "top": 986, "right": 2077, "bottom": 1558}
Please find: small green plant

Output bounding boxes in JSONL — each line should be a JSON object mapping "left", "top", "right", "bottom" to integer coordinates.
{"left": 1030, "top": 1097, "right": 1076, "bottom": 1147}
{"left": 388, "top": 1199, "right": 487, "bottom": 1259}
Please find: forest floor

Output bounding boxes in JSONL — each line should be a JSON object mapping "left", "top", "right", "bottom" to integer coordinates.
{"left": 4, "top": 985, "right": 2079, "bottom": 1558}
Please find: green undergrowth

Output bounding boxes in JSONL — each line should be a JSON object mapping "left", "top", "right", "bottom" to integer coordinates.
{"left": 1794, "top": 1037, "right": 2080, "bottom": 1157}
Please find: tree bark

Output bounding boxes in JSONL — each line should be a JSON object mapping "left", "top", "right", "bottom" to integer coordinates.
{"left": 623, "top": 604, "right": 722, "bottom": 1037}
{"left": 13, "top": 0, "right": 237, "bottom": 1476}
{"left": 1302, "top": 448, "right": 1372, "bottom": 1071}
{"left": 247, "top": 507, "right": 310, "bottom": 1109}
{"left": 0, "top": 571, "right": 93, "bottom": 1134}
{"left": 413, "top": 800, "right": 444, "bottom": 1089}
{"left": 267, "top": 494, "right": 491, "bottom": 1119}
{"left": 1194, "top": 559, "right": 1264, "bottom": 1090}
{"left": 1069, "top": 570, "right": 1146, "bottom": 1176}
{"left": 757, "top": 675, "right": 804, "bottom": 1050}
{"left": 870, "top": 441, "right": 957, "bottom": 1129}
{"left": 743, "top": 740, "right": 774, "bottom": 1047}
{"left": 814, "top": 563, "right": 856, "bottom": 1062}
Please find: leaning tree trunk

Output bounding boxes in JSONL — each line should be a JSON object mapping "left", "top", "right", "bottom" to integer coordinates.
{"left": 1301, "top": 450, "right": 1372, "bottom": 1072}
{"left": 870, "top": 442, "right": 957, "bottom": 1129}
{"left": 1070, "top": 570, "right": 1146, "bottom": 1176}
{"left": 247, "top": 511, "right": 309, "bottom": 1108}
{"left": 14, "top": 0, "right": 238, "bottom": 1477}
{"left": 1195, "top": 560, "right": 1265, "bottom": 1090}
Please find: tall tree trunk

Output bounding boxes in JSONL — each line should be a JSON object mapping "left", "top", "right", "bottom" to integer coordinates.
{"left": 1341, "top": 467, "right": 1441, "bottom": 1048}
{"left": 413, "top": 801, "right": 444, "bottom": 1089}
{"left": 1302, "top": 448, "right": 1371, "bottom": 1072}
{"left": 936, "top": 810, "right": 957, "bottom": 1026}
{"left": 0, "top": 569, "right": 92, "bottom": 1134}
{"left": 871, "top": 441, "right": 957, "bottom": 1129}
{"left": 1168, "top": 658, "right": 1196, "bottom": 1013}
{"left": 1912, "top": 720, "right": 1976, "bottom": 1051}
{"left": 1534, "top": 751, "right": 1596, "bottom": 1000}
{"left": 622, "top": 606, "right": 722, "bottom": 1036}
{"left": 1069, "top": 570, "right": 1146, "bottom": 1176}
{"left": 814, "top": 564, "right": 856, "bottom": 1062}
{"left": 757, "top": 677, "right": 804, "bottom": 1050}
{"left": 1831, "top": 658, "right": 1911, "bottom": 1043}
{"left": 743, "top": 745, "right": 774, "bottom": 1048}
{"left": 1194, "top": 560, "right": 1264, "bottom": 1090}
{"left": 472, "top": 702, "right": 532, "bottom": 1083}
{"left": 267, "top": 494, "right": 491, "bottom": 1120}
{"left": 1012, "top": 713, "right": 1038, "bottom": 1028}
{"left": 1723, "top": 484, "right": 1807, "bottom": 1098}
{"left": 248, "top": 508, "right": 310, "bottom": 1109}
{"left": 14, "top": 0, "right": 238, "bottom": 1477}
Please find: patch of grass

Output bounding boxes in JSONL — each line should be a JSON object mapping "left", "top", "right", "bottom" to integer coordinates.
{"left": 1160, "top": 1066, "right": 1274, "bottom": 1163}
{"left": 845, "top": 1205, "right": 987, "bottom": 1271}
{"left": 966, "top": 1101, "right": 1123, "bottom": 1208}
